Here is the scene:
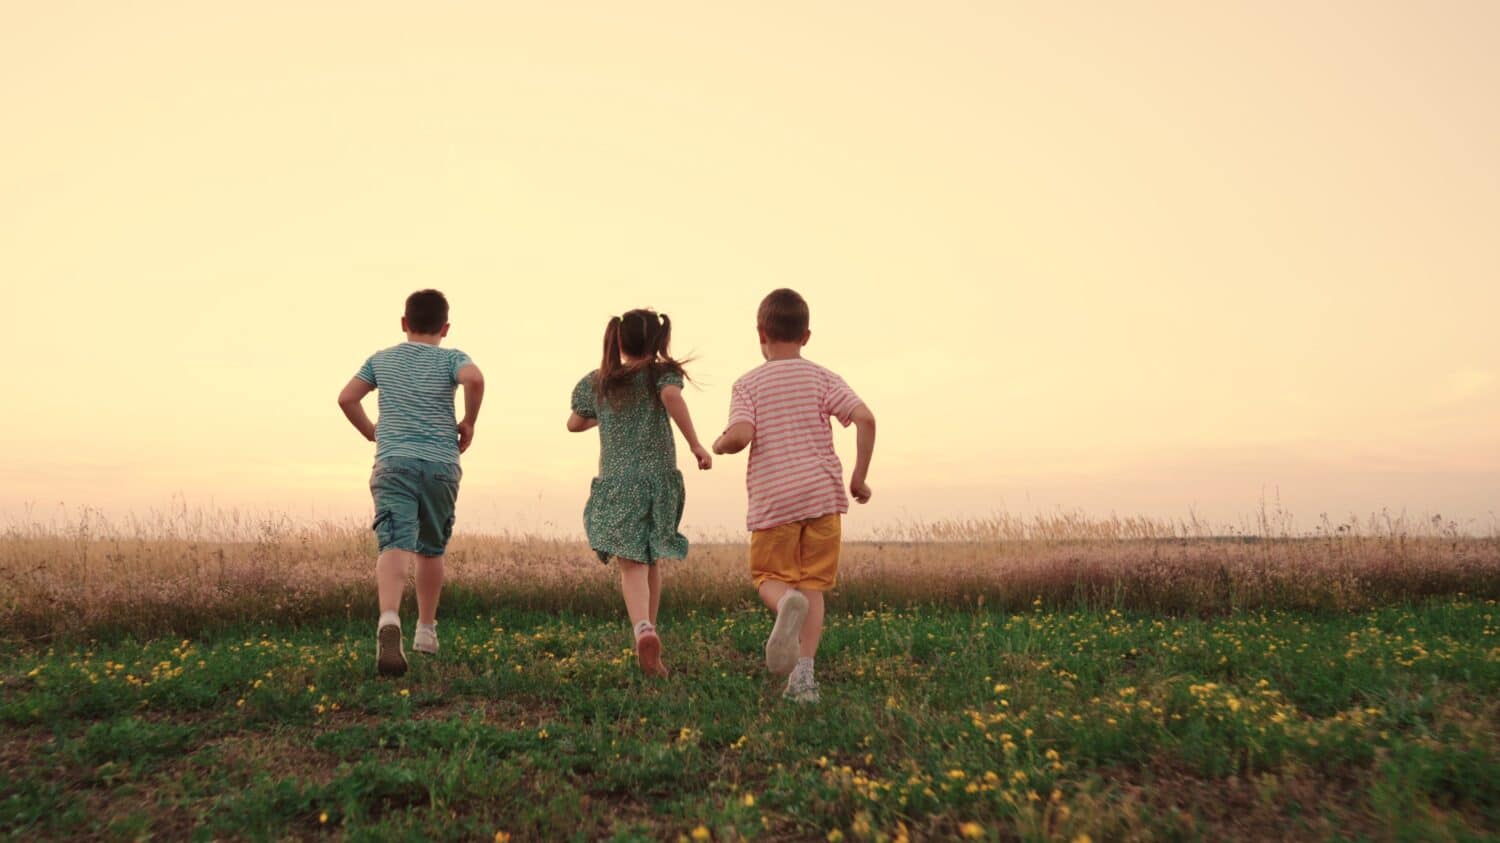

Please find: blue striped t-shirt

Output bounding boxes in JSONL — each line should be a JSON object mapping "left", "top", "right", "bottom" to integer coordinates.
{"left": 356, "top": 342, "right": 474, "bottom": 466}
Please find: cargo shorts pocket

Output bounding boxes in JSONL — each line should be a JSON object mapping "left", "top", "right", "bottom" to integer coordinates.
{"left": 372, "top": 509, "right": 397, "bottom": 550}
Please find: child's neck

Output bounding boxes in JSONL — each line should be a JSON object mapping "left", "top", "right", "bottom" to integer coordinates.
{"left": 763, "top": 342, "right": 803, "bottom": 361}
{"left": 405, "top": 332, "right": 443, "bottom": 346}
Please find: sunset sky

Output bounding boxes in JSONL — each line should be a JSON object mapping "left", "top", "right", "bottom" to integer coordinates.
{"left": 2, "top": 2, "right": 1496, "bottom": 535}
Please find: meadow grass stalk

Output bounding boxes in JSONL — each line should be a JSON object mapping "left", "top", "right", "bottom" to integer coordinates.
{"left": 3, "top": 507, "right": 1496, "bottom": 643}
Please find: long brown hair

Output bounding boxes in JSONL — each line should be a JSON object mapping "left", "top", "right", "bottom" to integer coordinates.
{"left": 597, "top": 308, "right": 689, "bottom": 406}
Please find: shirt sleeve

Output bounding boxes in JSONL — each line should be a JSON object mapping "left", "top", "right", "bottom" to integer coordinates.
{"left": 449, "top": 349, "right": 473, "bottom": 384}
{"left": 822, "top": 371, "right": 863, "bottom": 427}
{"left": 355, "top": 355, "right": 377, "bottom": 386}
{"left": 728, "top": 381, "right": 756, "bottom": 428}
{"left": 571, "top": 373, "right": 598, "bottom": 419}
{"left": 656, "top": 369, "right": 685, "bottom": 392}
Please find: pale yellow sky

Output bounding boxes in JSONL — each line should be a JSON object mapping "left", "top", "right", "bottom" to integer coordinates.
{"left": 2, "top": 2, "right": 1496, "bottom": 534}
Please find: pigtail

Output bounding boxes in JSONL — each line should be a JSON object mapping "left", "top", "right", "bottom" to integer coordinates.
{"left": 597, "top": 316, "right": 623, "bottom": 400}
{"left": 656, "top": 314, "right": 672, "bottom": 360}
{"left": 653, "top": 312, "right": 690, "bottom": 383}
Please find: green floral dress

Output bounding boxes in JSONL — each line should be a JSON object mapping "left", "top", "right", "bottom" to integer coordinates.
{"left": 572, "top": 368, "right": 689, "bottom": 565}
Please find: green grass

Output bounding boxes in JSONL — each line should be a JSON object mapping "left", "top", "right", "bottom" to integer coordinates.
{"left": 5, "top": 599, "right": 1500, "bottom": 841}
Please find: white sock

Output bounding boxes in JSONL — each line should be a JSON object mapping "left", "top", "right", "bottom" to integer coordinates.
{"left": 795, "top": 657, "right": 815, "bottom": 678}
{"left": 634, "top": 620, "right": 654, "bottom": 638}
{"left": 379, "top": 610, "right": 400, "bottom": 629}
{"left": 417, "top": 621, "right": 436, "bottom": 634}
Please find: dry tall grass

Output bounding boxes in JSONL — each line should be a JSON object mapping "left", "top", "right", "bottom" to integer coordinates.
{"left": 3, "top": 507, "right": 1497, "bottom": 643}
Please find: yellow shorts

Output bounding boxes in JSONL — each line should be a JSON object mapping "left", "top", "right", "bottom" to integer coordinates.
{"left": 749, "top": 514, "right": 842, "bottom": 591}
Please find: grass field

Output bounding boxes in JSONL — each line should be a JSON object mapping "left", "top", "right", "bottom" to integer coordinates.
{"left": 4, "top": 508, "right": 1497, "bottom": 643}
{"left": 6, "top": 596, "right": 1500, "bottom": 841}
{"left": 4, "top": 511, "right": 1499, "bottom": 840}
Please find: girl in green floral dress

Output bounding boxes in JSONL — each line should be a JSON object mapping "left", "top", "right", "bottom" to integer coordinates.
{"left": 567, "top": 309, "right": 713, "bottom": 677}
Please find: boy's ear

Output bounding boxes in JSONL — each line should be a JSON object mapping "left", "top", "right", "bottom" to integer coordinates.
{"left": 439, "top": 323, "right": 451, "bottom": 338}
{"left": 757, "top": 326, "right": 769, "bottom": 344}
{"left": 801, "top": 329, "right": 812, "bottom": 346}
{"left": 401, "top": 316, "right": 410, "bottom": 333}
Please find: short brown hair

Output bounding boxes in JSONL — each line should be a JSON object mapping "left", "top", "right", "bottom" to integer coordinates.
{"left": 404, "top": 289, "right": 449, "bottom": 334}
{"left": 757, "top": 288, "right": 809, "bottom": 342}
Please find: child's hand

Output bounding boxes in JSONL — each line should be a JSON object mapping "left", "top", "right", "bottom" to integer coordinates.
{"left": 457, "top": 420, "right": 475, "bottom": 453}
{"left": 850, "top": 475, "right": 872, "bottom": 504}
{"left": 691, "top": 443, "right": 713, "bottom": 470}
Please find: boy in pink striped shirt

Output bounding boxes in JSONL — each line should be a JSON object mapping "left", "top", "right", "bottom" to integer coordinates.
{"left": 713, "top": 288, "right": 877, "bottom": 703}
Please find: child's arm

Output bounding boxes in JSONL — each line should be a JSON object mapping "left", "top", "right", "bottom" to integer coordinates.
{"left": 337, "top": 377, "right": 377, "bottom": 442}
{"left": 848, "top": 403, "right": 876, "bottom": 504}
{"left": 568, "top": 373, "right": 600, "bottom": 432}
{"left": 713, "top": 422, "right": 754, "bottom": 455}
{"left": 455, "top": 363, "right": 485, "bottom": 454}
{"left": 714, "top": 381, "right": 755, "bottom": 455}
{"left": 660, "top": 385, "right": 712, "bottom": 470}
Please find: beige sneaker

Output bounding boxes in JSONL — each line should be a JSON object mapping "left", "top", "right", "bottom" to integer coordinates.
{"left": 377, "top": 622, "right": 408, "bottom": 677}
{"left": 784, "top": 673, "right": 820, "bottom": 704}
{"left": 413, "top": 624, "right": 439, "bottom": 655}
{"left": 764, "top": 591, "right": 808, "bottom": 675}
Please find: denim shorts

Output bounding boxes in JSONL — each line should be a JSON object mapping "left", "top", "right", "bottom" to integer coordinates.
{"left": 369, "top": 457, "right": 462, "bottom": 556}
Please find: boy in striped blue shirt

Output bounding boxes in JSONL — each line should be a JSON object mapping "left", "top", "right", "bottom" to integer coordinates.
{"left": 338, "top": 290, "right": 485, "bottom": 677}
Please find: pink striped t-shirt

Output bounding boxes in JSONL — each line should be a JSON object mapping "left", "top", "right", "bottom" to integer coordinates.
{"left": 728, "top": 358, "right": 864, "bottom": 532}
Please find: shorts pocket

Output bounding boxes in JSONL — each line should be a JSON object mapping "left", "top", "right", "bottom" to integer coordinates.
{"left": 372, "top": 509, "right": 396, "bottom": 548}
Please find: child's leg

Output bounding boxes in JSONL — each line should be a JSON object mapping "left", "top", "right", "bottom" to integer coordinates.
{"left": 415, "top": 554, "right": 444, "bottom": 625}
{"left": 617, "top": 559, "right": 652, "bottom": 626}
{"left": 377, "top": 548, "right": 415, "bottom": 615}
{"left": 751, "top": 523, "right": 810, "bottom": 675}
{"left": 783, "top": 515, "right": 838, "bottom": 701}
{"left": 784, "top": 591, "right": 823, "bottom": 703}
{"left": 647, "top": 563, "right": 663, "bottom": 626}
{"left": 375, "top": 547, "right": 415, "bottom": 676}
{"left": 619, "top": 558, "right": 668, "bottom": 677}
{"left": 758, "top": 580, "right": 793, "bottom": 612}
{"left": 799, "top": 589, "right": 825, "bottom": 659}
{"left": 759, "top": 579, "right": 809, "bottom": 675}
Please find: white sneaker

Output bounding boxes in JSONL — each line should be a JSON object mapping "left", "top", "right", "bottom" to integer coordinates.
{"left": 764, "top": 591, "right": 808, "bottom": 675}
{"left": 784, "top": 665, "right": 820, "bottom": 704}
{"left": 377, "top": 622, "right": 408, "bottom": 677}
{"left": 413, "top": 624, "right": 439, "bottom": 655}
